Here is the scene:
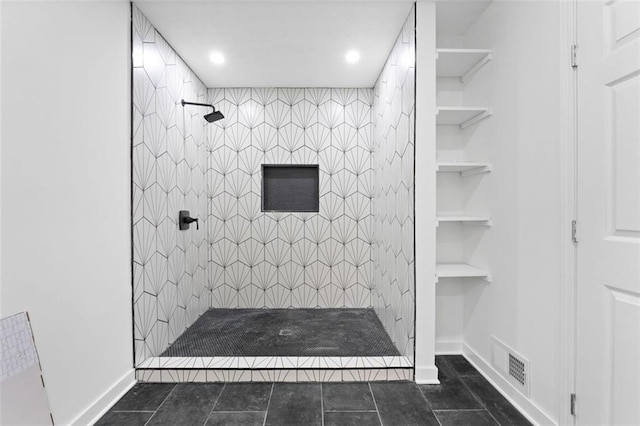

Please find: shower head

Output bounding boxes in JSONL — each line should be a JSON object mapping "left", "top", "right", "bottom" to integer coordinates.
{"left": 204, "top": 110, "right": 225, "bottom": 123}
{"left": 181, "top": 99, "right": 225, "bottom": 123}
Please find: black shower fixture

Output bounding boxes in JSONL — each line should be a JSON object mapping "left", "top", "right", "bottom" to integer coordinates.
{"left": 179, "top": 210, "right": 199, "bottom": 230}
{"left": 181, "top": 99, "right": 225, "bottom": 123}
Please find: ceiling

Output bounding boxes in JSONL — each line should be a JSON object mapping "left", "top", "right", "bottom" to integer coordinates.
{"left": 134, "top": 1, "right": 491, "bottom": 88}
{"left": 135, "top": 1, "right": 415, "bottom": 88}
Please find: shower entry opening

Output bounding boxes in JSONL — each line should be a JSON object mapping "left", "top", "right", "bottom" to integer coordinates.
{"left": 131, "top": 4, "right": 416, "bottom": 383}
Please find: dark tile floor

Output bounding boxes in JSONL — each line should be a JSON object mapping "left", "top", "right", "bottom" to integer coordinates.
{"left": 420, "top": 356, "right": 532, "bottom": 426}
{"left": 97, "top": 356, "right": 532, "bottom": 426}
{"left": 161, "top": 308, "right": 400, "bottom": 357}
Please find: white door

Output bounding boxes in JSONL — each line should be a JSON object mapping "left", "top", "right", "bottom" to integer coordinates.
{"left": 576, "top": 0, "right": 640, "bottom": 425}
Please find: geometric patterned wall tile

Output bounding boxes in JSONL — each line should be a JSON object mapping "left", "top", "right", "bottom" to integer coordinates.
{"left": 132, "top": 5, "right": 209, "bottom": 365}
{"left": 372, "top": 6, "right": 416, "bottom": 362}
{"left": 206, "top": 87, "right": 374, "bottom": 310}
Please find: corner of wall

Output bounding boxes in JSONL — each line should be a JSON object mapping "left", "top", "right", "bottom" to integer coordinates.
{"left": 414, "top": 1, "right": 437, "bottom": 373}
{"left": 371, "top": 5, "right": 417, "bottom": 361}
{"left": 463, "top": 343, "right": 557, "bottom": 425}
{"left": 70, "top": 369, "right": 136, "bottom": 426}
{"left": 131, "top": 4, "right": 210, "bottom": 364}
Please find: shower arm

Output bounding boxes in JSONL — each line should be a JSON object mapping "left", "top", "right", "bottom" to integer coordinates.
{"left": 181, "top": 99, "right": 224, "bottom": 123}
{"left": 181, "top": 99, "right": 215, "bottom": 111}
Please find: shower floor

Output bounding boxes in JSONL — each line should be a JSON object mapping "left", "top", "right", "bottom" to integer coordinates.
{"left": 160, "top": 308, "right": 400, "bottom": 357}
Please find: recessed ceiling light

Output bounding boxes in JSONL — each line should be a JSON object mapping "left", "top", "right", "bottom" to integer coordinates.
{"left": 209, "top": 51, "right": 225, "bottom": 65}
{"left": 345, "top": 50, "right": 360, "bottom": 64}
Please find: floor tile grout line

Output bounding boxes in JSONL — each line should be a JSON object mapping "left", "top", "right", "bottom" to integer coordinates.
{"left": 431, "top": 409, "right": 491, "bottom": 412}
{"left": 457, "top": 372, "right": 490, "bottom": 410}
{"left": 262, "top": 382, "right": 275, "bottom": 426}
{"left": 431, "top": 410, "right": 446, "bottom": 426}
{"left": 457, "top": 370, "right": 504, "bottom": 426}
{"left": 202, "top": 383, "right": 226, "bottom": 426}
{"left": 320, "top": 382, "right": 324, "bottom": 426}
{"left": 367, "top": 382, "right": 384, "bottom": 426}
{"left": 412, "top": 381, "right": 443, "bottom": 426}
{"left": 416, "top": 381, "right": 438, "bottom": 412}
{"left": 433, "top": 409, "right": 498, "bottom": 426}
{"left": 481, "top": 407, "right": 502, "bottom": 425}
{"left": 142, "top": 383, "right": 177, "bottom": 426}
{"left": 438, "top": 356, "right": 524, "bottom": 425}
{"left": 441, "top": 357, "right": 501, "bottom": 425}
{"left": 445, "top": 356, "right": 489, "bottom": 410}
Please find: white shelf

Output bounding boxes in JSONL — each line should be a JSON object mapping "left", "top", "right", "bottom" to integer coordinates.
{"left": 436, "top": 107, "right": 492, "bottom": 129}
{"left": 437, "top": 215, "right": 492, "bottom": 226}
{"left": 436, "top": 48, "right": 493, "bottom": 82}
{"left": 437, "top": 162, "right": 492, "bottom": 176}
{"left": 436, "top": 263, "right": 491, "bottom": 282}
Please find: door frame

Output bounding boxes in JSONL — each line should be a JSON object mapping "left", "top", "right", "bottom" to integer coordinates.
{"left": 559, "top": 0, "right": 578, "bottom": 424}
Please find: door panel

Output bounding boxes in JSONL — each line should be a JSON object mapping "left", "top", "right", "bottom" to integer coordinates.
{"left": 576, "top": 0, "right": 640, "bottom": 424}
{"left": 608, "top": 289, "right": 640, "bottom": 425}
{"left": 609, "top": 73, "right": 639, "bottom": 237}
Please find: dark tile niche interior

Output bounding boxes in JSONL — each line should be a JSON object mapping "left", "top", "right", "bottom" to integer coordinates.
{"left": 262, "top": 165, "right": 319, "bottom": 212}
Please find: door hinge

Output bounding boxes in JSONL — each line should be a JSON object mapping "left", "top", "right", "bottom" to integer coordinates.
{"left": 571, "top": 44, "right": 578, "bottom": 68}
{"left": 570, "top": 393, "right": 577, "bottom": 415}
{"left": 571, "top": 220, "right": 578, "bottom": 243}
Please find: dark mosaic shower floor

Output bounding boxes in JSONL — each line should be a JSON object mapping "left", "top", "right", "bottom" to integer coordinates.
{"left": 160, "top": 308, "right": 400, "bottom": 357}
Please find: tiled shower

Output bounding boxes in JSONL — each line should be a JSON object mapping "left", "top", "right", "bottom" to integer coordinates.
{"left": 132, "top": 4, "right": 415, "bottom": 372}
{"left": 205, "top": 88, "right": 375, "bottom": 312}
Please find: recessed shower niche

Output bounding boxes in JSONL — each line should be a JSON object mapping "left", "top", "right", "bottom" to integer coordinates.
{"left": 261, "top": 165, "right": 319, "bottom": 212}
{"left": 131, "top": 4, "right": 416, "bottom": 382}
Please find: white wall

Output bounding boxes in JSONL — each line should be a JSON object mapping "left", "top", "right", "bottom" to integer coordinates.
{"left": 436, "top": 1, "right": 563, "bottom": 423}
{"left": 1, "top": 2, "right": 133, "bottom": 424}
{"left": 414, "top": 1, "right": 438, "bottom": 383}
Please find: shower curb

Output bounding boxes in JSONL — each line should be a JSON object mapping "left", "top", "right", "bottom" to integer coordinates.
{"left": 135, "top": 356, "right": 413, "bottom": 382}
{"left": 136, "top": 367, "right": 413, "bottom": 383}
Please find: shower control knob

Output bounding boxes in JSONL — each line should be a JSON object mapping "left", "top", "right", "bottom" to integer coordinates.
{"left": 178, "top": 210, "right": 199, "bottom": 230}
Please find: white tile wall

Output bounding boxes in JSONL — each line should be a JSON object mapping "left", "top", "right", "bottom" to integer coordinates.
{"left": 132, "top": 5, "right": 209, "bottom": 364}
{"left": 205, "top": 88, "right": 374, "bottom": 309}
{"left": 372, "top": 6, "right": 416, "bottom": 361}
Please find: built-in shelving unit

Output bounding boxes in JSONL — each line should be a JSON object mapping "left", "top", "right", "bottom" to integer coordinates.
{"left": 437, "top": 162, "right": 492, "bottom": 176}
{"left": 436, "top": 263, "right": 491, "bottom": 282}
{"left": 436, "top": 107, "right": 492, "bottom": 129}
{"left": 436, "top": 215, "right": 492, "bottom": 226}
{"left": 435, "top": 47, "right": 493, "bottom": 284}
{"left": 436, "top": 48, "right": 493, "bottom": 83}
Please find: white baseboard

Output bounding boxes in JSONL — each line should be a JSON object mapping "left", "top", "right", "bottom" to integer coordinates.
{"left": 462, "top": 344, "right": 557, "bottom": 426}
{"left": 70, "top": 369, "right": 136, "bottom": 426}
{"left": 435, "top": 340, "right": 463, "bottom": 354}
{"left": 414, "top": 364, "right": 440, "bottom": 384}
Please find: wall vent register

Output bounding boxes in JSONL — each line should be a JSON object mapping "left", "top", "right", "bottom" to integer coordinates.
{"left": 491, "top": 337, "right": 531, "bottom": 397}
{"left": 508, "top": 353, "right": 526, "bottom": 386}
{"left": 262, "top": 165, "right": 320, "bottom": 212}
